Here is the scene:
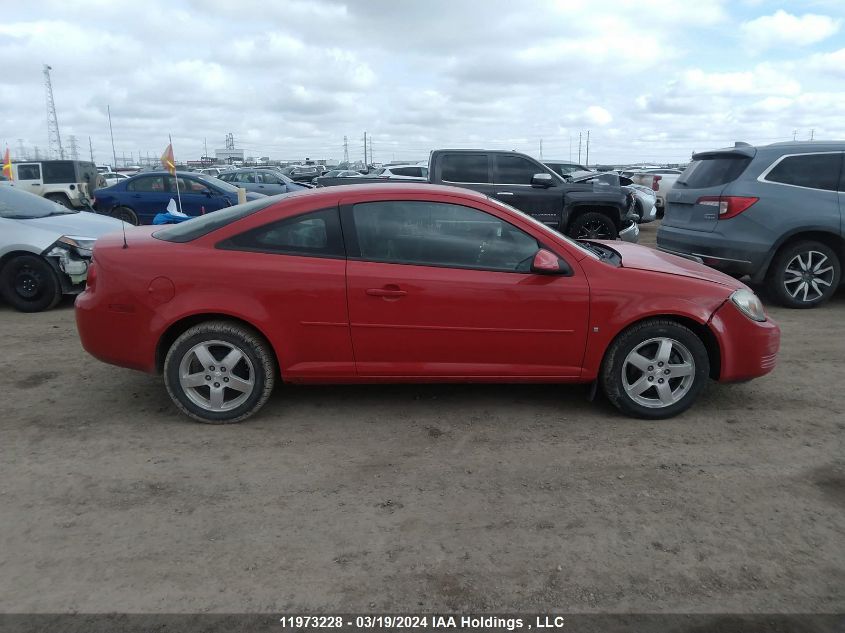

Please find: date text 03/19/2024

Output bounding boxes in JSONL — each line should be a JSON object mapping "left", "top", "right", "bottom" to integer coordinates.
{"left": 278, "top": 615, "right": 568, "bottom": 629}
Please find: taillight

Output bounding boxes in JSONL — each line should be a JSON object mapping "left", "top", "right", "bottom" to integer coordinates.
{"left": 651, "top": 175, "right": 662, "bottom": 191}
{"left": 697, "top": 195, "right": 759, "bottom": 220}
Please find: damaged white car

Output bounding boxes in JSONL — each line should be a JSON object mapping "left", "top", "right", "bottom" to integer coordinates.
{"left": 0, "top": 186, "right": 126, "bottom": 312}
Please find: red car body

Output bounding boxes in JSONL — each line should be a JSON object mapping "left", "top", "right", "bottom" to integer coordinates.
{"left": 76, "top": 184, "right": 779, "bottom": 415}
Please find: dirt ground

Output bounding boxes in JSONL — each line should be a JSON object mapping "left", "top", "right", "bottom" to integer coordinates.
{"left": 0, "top": 221, "right": 843, "bottom": 614}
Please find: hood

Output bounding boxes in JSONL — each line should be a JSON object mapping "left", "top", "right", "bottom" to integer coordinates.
{"left": 601, "top": 241, "right": 746, "bottom": 290}
{"left": 16, "top": 210, "right": 127, "bottom": 238}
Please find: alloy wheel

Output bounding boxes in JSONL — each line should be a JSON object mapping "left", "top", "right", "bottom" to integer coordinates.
{"left": 577, "top": 219, "right": 613, "bottom": 239}
{"left": 782, "top": 250, "right": 835, "bottom": 303}
{"left": 178, "top": 340, "right": 256, "bottom": 412}
{"left": 622, "top": 337, "right": 695, "bottom": 409}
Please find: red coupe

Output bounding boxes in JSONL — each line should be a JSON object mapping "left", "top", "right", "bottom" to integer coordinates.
{"left": 76, "top": 184, "right": 780, "bottom": 424}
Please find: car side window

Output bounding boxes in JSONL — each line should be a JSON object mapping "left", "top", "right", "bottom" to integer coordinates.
{"left": 17, "top": 164, "right": 41, "bottom": 180}
{"left": 496, "top": 155, "right": 541, "bottom": 185}
{"left": 219, "top": 208, "right": 344, "bottom": 257}
{"left": 440, "top": 154, "right": 489, "bottom": 183}
{"left": 764, "top": 153, "right": 842, "bottom": 192}
{"left": 239, "top": 172, "right": 256, "bottom": 184}
{"left": 351, "top": 201, "right": 539, "bottom": 272}
{"left": 183, "top": 178, "right": 210, "bottom": 193}
{"left": 128, "top": 176, "right": 165, "bottom": 192}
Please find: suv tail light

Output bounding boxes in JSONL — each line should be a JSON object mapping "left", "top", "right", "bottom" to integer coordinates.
{"left": 697, "top": 195, "right": 759, "bottom": 220}
{"left": 651, "top": 175, "right": 662, "bottom": 191}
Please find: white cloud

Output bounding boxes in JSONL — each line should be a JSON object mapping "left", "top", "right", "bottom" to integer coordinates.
{"left": 584, "top": 106, "right": 613, "bottom": 126}
{"left": 741, "top": 10, "right": 841, "bottom": 49}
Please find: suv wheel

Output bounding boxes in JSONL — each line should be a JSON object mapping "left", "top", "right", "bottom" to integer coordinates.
{"left": 601, "top": 319, "right": 709, "bottom": 419}
{"left": 768, "top": 241, "right": 840, "bottom": 308}
{"left": 0, "top": 255, "right": 63, "bottom": 312}
{"left": 164, "top": 321, "right": 276, "bottom": 424}
{"left": 569, "top": 211, "right": 618, "bottom": 240}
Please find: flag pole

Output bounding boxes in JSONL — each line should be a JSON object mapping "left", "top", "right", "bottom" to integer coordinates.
{"left": 169, "top": 134, "right": 183, "bottom": 214}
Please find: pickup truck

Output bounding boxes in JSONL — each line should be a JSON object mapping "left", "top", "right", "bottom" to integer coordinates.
{"left": 316, "top": 149, "right": 640, "bottom": 242}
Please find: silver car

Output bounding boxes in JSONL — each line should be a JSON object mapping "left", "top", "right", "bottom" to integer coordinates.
{"left": 0, "top": 186, "right": 126, "bottom": 312}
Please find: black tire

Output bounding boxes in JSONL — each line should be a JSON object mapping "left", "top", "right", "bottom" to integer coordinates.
{"left": 569, "top": 211, "right": 618, "bottom": 240}
{"left": 0, "top": 255, "right": 63, "bottom": 312}
{"left": 45, "top": 193, "right": 73, "bottom": 208}
{"left": 601, "top": 319, "right": 709, "bottom": 420}
{"left": 113, "top": 206, "right": 139, "bottom": 225}
{"left": 766, "top": 240, "right": 840, "bottom": 309}
{"left": 163, "top": 320, "right": 276, "bottom": 424}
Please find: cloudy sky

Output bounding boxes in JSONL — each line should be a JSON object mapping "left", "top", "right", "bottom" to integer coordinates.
{"left": 2, "top": 0, "right": 844, "bottom": 166}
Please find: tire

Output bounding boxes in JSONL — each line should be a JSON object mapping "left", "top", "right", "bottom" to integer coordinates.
{"left": 766, "top": 240, "right": 840, "bottom": 309}
{"left": 45, "top": 193, "right": 73, "bottom": 208}
{"left": 163, "top": 320, "right": 276, "bottom": 424}
{"left": 113, "top": 206, "right": 139, "bottom": 225}
{"left": 601, "top": 319, "right": 709, "bottom": 419}
{"left": 0, "top": 255, "right": 63, "bottom": 312}
{"left": 568, "top": 211, "right": 618, "bottom": 240}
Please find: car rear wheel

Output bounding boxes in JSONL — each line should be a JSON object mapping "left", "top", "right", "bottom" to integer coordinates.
{"left": 601, "top": 319, "right": 709, "bottom": 419}
{"left": 569, "top": 211, "right": 618, "bottom": 240}
{"left": 113, "top": 206, "right": 139, "bottom": 225}
{"left": 0, "top": 255, "right": 63, "bottom": 312}
{"left": 163, "top": 321, "right": 276, "bottom": 424}
{"left": 767, "top": 241, "right": 840, "bottom": 308}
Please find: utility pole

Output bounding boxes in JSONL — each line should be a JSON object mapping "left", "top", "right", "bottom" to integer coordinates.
{"left": 68, "top": 135, "right": 79, "bottom": 160}
{"left": 539, "top": 139, "right": 543, "bottom": 160}
{"left": 585, "top": 130, "right": 590, "bottom": 167}
{"left": 343, "top": 135, "right": 349, "bottom": 163}
{"left": 578, "top": 132, "right": 582, "bottom": 164}
{"left": 569, "top": 135, "right": 572, "bottom": 162}
{"left": 792, "top": 130, "right": 798, "bottom": 141}
{"left": 363, "top": 131, "right": 367, "bottom": 166}
{"left": 43, "top": 64, "right": 64, "bottom": 159}
{"left": 369, "top": 136, "right": 374, "bottom": 164}
{"left": 33, "top": 146, "right": 40, "bottom": 160}
{"left": 107, "top": 105, "right": 117, "bottom": 168}
{"left": 810, "top": 129, "right": 815, "bottom": 141}
{"left": 88, "top": 136, "right": 94, "bottom": 162}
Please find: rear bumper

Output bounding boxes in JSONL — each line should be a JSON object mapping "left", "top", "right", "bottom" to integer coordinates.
{"left": 656, "top": 224, "right": 768, "bottom": 277}
{"left": 710, "top": 300, "right": 780, "bottom": 383}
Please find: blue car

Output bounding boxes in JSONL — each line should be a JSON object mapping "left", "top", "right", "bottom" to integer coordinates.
{"left": 93, "top": 170, "right": 265, "bottom": 225}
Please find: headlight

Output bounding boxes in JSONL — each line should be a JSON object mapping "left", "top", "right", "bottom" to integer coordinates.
{"left": 730, "top": 289, "right": 766, "bottom": 322}
{"left": 58, "top": 235, "right": 96, "bottom": 257}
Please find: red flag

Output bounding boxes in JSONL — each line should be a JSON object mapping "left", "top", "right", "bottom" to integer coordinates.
{"left": 160, "top": 143, "right": 176, "bottom": 175}
{"left": 2, "top": 148, "right": 11, "bottom": 181}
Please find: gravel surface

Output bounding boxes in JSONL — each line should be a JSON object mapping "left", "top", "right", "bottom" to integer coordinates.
{"left": 1, "top": 222, "right": 843, "bottom": 613}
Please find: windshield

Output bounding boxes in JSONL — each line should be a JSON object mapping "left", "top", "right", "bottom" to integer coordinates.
{"left": 0, "top": 185, "right": 79, "bottom": 218}
{"left": 484, "top": 195, "right": 598, "bottom": 259}
{"left": 195, "top": 173, "right": 239, "bottom": 193}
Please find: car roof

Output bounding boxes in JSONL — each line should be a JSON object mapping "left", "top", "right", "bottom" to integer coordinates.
{"left": 763, "top": 140, "right": 845, "bottom": 151}
{"left": 268, "top": 182, "right": 487, "bottom": 203}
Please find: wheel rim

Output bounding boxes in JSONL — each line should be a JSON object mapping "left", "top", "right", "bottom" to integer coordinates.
{"left": 622, "top": 337, "right": 695, "bottom": 409}
{"left": 14, "top": 265, "right": 43, "bottom": 300}
{"left": 178, "top": 340, "right": 255, "bottom": 412}
{"left": 577, "top": 219, "right": 612, "bottom": 239}
{"left": 783, "top": 250, "right": 835, "bottom": 303}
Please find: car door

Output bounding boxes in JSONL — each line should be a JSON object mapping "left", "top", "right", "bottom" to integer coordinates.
{"left": 125, "top": 175, "right": 170, "bottom": 223}
{"left": 255, "top": 172, "right": 287, "bottom": 195}
{"left": 343, "top": 197, "right": 590, "bottom": 378}
{"left": 173, "top": 176, "right": 228, "bottom": 216}
{"left": 15, "top": 163, "right": 43, "bottom": 196}
{"left": 492, "top": 154, "right": 562, "bottom": 226}
{"left": 438, "top": 152, "right": 496, "bottom": 197}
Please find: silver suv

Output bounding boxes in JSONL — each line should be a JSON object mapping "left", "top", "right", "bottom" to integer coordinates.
{"left": 657, "top": 141, "right": 843, "bottom": 308}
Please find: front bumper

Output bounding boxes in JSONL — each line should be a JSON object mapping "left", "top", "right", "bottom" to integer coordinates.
{"left": 710, "top": 300, "right": 780, "bottom": 383}
{"left": 619, "top": 220, "right": 640, "bottom": 243}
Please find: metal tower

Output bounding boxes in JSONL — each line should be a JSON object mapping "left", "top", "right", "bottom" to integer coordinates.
{"left": 343, "top": 135, "right": 349, "bottom": 163}
{"left": 43, "top": 64, "right": 64, "bottom": 159}
{"left": 225, "top": 132, "right": 235, "bottom": 150}
{"left": 68, "top": 135, "right": 79, "bottom": 160}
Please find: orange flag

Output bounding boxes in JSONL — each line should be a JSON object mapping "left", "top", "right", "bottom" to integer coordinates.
{"left": 2, "top": 147, "right": 11, "bottom": 181}
{"left": 160, "top": 143, "right": 176, "bottom": 175}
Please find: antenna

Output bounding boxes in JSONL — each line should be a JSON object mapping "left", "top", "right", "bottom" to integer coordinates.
{"left": 121, "top": 218, "right": 128, "bottom": 249}
{"left": 43, "top": 64, "right": 64, "bottom": 159}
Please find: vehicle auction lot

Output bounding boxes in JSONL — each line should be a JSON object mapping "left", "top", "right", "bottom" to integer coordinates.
{"left": 1, "top": 223, "right": 843, "bottom": 614}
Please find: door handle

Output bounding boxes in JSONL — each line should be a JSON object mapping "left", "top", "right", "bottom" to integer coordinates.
{"left": 366, "top": 287, "right": 407, "bottom": 298}
{"left": 31, "top": 183, "right": 40, "bottom": 186}
{"left": 496, "top": 191, "right": 514, "bottom": 196}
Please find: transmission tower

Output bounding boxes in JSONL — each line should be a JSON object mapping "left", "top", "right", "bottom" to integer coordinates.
{"left": 225, "top": 132, "right": 235, "bottom": 150}
{"left": 343, "top": 135, "right": 349, "bottom": 163}
{"left": 68, "top": 135, "right": 79, "bottom": 160}
{"left": 17, "top": 139, "right": 26, "bottom": 160}
{"left": 43, "top": 64, "right": 64, "bottom": 159}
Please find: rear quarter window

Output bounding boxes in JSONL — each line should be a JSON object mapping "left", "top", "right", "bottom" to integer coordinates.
{"left": 678, "top": 156, "right": 751, "bottom": 188}
{"left": 763, "top": 153, "right": 842, "bottom": 191}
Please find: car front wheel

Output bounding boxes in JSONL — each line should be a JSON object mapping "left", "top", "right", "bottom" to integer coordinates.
{"left": 601, "top": 319, "right": 709, "bottom": 419}
{"left": 767, "top": 241, "right": 840, "bottom": 308}
{"left": 164, "top": 321, "right": 276, "bottom": 424}
{"left": 0, "top": 255, "right": 63, "bottom": 312}
{"left": 569, "top": 211, "right": 618, "bottom": 240}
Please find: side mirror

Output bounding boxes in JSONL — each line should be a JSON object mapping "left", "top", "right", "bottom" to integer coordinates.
{"left": 531, "top": 249, "right": 566, "bottom": 274}
{"left": 201, "top": 188, "right": 213, "bottom": 196}
{"left": 531, "top": 172, "right": 554, "bottom": 188}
